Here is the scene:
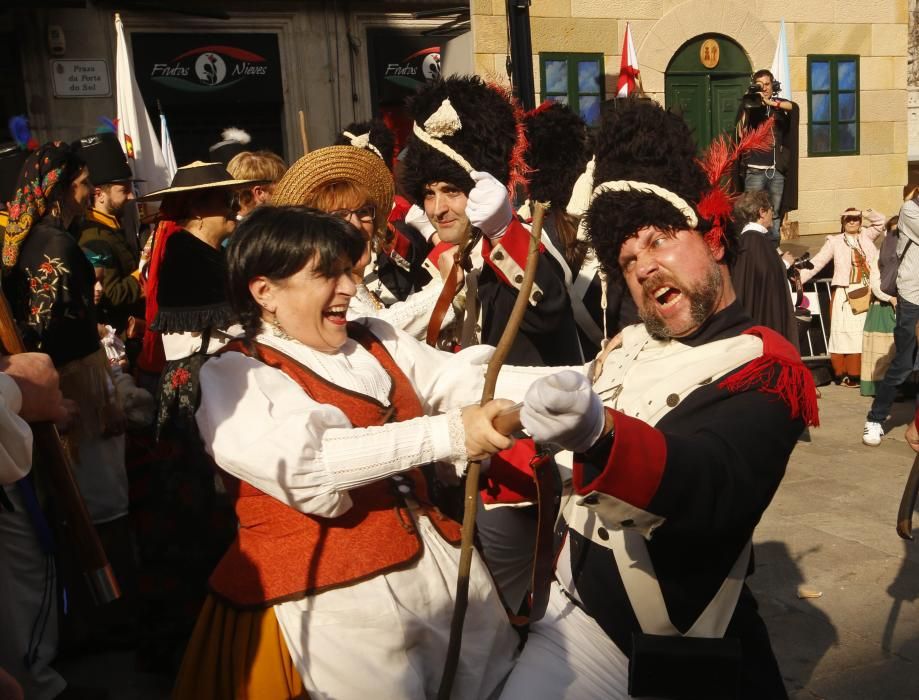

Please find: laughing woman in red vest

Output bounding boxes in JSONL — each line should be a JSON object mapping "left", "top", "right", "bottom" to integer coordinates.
{"left": 173, "top": 206, "right": 519, "bottom": 700}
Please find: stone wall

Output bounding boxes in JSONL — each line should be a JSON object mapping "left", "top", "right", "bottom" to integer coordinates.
{"left": 471, "top": 0, "right": 909, "bottom": 236}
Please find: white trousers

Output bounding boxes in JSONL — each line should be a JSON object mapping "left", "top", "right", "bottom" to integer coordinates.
{"left": 500, "top": 582, "right": 633, "bottom": 700}
{"left": 0, "top": 485, "right": 65, "bottom": 700}
{"left": 274, "top": 513, "right": 519, "bottom": 700}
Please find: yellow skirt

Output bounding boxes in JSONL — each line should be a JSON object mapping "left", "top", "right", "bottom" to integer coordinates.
{"left": 173, "top": 594, "right": 307, "bottom": 700}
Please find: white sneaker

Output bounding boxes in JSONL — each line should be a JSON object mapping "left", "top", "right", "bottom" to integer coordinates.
{"left": 863, "top": 421, "right": 884, "bottom": 446}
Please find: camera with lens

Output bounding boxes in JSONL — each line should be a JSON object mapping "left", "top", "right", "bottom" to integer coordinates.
{"left": 741, "top": 84, "right": 765, "bottom": 110}
{"left": 786, "top": 252, "right": 813, "bottom": 281}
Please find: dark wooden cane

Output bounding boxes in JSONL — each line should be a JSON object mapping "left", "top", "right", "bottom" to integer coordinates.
{"left": 437, "top": 204, "right": 544, "bottom": 699}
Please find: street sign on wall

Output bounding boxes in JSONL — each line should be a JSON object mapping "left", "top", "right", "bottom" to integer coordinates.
{"left": 51, "top": 59, "right": 111, "bottom": 98}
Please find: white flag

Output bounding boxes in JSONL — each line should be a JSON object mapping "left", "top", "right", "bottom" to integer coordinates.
{"left": 160, "top": 112, "right": 178, "bottom": 181}
{"left": 770, "top": 19, "right": 791, "bottom": 99}
{"left": 114, "top": 13, "right": 170, "bottom": 196}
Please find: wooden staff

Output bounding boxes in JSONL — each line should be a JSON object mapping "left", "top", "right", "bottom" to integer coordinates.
{"left": 298, "top": 109, "right": 309, "bottom": 157}
{"left": 437, "top": 203, "right": 545, "bottom": 699}
{"left": 0, "top": 292, "right": 120, "bottom": 605}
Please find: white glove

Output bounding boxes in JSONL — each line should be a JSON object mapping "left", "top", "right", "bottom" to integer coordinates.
{"left": 404, "top": 204, "right": 436, "bottom": 241}
{"left": 466, "top": 170, "right": 513, "bottom": 239}
{"left": 520, "top": 370, "right": 606, "bottom": 453}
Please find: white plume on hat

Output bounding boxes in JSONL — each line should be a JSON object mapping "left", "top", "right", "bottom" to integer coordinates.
{"left": 220, "top": 127, "right": 251, "bottom": 145}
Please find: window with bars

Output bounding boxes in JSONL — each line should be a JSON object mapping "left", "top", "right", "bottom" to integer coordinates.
{"left": 539, "top": 52, "right": 605, "bottom": 127}
{"left": 807, "top": 55, "right": 859, "bottom": 156}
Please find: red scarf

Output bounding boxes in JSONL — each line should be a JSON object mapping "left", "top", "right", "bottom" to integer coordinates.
{"left": 136, "top": 219, "right": 183, "bottom": 374}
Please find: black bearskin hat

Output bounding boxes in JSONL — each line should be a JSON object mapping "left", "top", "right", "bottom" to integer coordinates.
{"left": 334, "top": 119, "right": 396, "bottom": 168}
{"left": 523, "top": 101, "right": 589, "bottom": 208}
{"left": 399, "top": 75, "right": 525, "bottom": 204}
{"left": 585, "top": 98, "right": 712, "bottom": 277}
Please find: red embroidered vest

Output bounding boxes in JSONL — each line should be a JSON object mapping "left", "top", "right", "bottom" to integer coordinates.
{"left": 208, "top": 322, "right": 462, "bottom": 608}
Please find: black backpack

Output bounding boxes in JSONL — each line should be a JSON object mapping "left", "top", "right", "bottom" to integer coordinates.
{"left": 879, "top": 227, "right": 912, "bottom": 297}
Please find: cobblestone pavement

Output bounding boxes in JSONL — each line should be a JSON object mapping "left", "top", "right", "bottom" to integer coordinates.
{"left": 752, "top": 381, "right": 919, "bottom": 699}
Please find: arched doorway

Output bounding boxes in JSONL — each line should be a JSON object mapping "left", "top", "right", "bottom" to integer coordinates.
{"left": 665, "top": 34, "right": 751, "bottom": 149}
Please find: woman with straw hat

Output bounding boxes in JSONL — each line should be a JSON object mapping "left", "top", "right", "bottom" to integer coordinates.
{"left": 130, "top": 160, "right": 264, "bottom": 672}
{"left": 272, "top": 145, "right": 459, "bottom": 340}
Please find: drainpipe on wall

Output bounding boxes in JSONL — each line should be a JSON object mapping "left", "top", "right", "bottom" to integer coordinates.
{"left": 505, "top": 0, "right": 535, "bottom": 111}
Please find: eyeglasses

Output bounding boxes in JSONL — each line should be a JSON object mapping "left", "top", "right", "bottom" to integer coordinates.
{"left": 329, "top": 205, "right": 376, "bottom": 223}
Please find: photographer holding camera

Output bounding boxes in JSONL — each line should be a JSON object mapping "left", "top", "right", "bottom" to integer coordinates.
{"left": 736, "top": 69, "right": 800, "bottom": 243}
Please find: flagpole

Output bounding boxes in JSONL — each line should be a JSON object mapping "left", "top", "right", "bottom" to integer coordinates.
{"left": 114, "top": 12, "right": 170, "bottom": 197}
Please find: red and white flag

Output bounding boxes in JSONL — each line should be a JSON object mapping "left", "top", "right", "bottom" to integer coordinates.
{"left": 616, "top": 22, "right": 643, "bottom": 98}
{"left": 114, "top": 12, "right": 170, "bottom": 197}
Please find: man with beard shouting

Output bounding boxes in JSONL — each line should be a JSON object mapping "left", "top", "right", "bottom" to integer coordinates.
{"left": 498, "top": 98, "right": 819, "bottom": 699}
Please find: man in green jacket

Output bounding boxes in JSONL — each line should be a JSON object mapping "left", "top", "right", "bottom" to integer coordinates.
{"left": 74, "top": 132, "right": 144, "bottom": 335}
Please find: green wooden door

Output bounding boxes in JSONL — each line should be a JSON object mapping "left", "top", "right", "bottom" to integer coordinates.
{"left": 711, "top": 76, "right": 749, "bottom": 138}
{"left": 664, "top": 34, "right": 751, "bottom": 150}
{"left": 665, "top": 75, "right": 709, "bottom": 146}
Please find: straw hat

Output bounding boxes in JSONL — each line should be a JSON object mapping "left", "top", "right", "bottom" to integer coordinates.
{"left": 272, "top": 145, "right": 394, "bottom": 237}
{"left": 137, "top": 161, "right": 266, "bottom": 201}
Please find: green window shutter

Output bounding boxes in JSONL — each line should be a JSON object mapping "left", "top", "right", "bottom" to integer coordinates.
{"left": 539, "top": 52, "right": 605, "bottom": 126}
{"left": 807, "top": 54, "right": 859, "bottom": 157}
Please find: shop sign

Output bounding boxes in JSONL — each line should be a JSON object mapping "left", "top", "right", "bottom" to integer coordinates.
{"left": 383, "top": 47, "right": 441, "bottom": 90}
{"left": 50, "top": 59, "right": 111, "bottom": 98}
{"left": 131, "top": 33, "right": 281, "bottom": 103}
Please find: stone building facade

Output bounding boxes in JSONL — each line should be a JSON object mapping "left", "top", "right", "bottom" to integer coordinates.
{"left": 472, "top": 0, "right": 910, "bottom": 237}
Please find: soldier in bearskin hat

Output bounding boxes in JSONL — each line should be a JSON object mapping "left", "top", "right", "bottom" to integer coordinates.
{"left": 399, "top": 75, "right": 583, "bottom": 613}
{"left": 400, "top": 74, "right": 582, "bottom": 366}
{"left": 74, "top": 131, "right": 144, "bottom": 336}
{"left": 495, "top": 97, "right": 818, "bottom": 698}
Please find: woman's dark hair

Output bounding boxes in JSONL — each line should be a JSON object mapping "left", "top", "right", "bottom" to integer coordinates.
{"left": 226, "top": 205, "right": 365, "bottom": 340}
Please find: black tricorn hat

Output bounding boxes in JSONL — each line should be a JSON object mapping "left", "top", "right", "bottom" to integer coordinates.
{"left": 0, "top": 143, "right": 27, "bottom": 207}
{"left": 523, "top": 101, "right": 589, "bottom": 208}
{"left": 399, "top": 75, "right": 526, "bottom": 204}
{"left": 71, "top": 131, "right": 135, "bottom": 186}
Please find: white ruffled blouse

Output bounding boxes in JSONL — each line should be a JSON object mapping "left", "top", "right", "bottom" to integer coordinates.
{"left": 195, "top": 317, "right": 496, "bottom": 518}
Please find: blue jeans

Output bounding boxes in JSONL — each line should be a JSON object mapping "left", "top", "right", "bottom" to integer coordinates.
{"left": 867, "top": 297, "right": 919, "bottom": 422}
{"left": 744, "top": 168, "right": 785, "bottom": 243}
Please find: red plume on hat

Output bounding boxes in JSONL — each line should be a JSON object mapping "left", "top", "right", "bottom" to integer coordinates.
{"left": 487, "top": 81, "right": 531, "bottom": 197}
{"left": 697, "top": 119, "right": 774, "bottom": 250}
